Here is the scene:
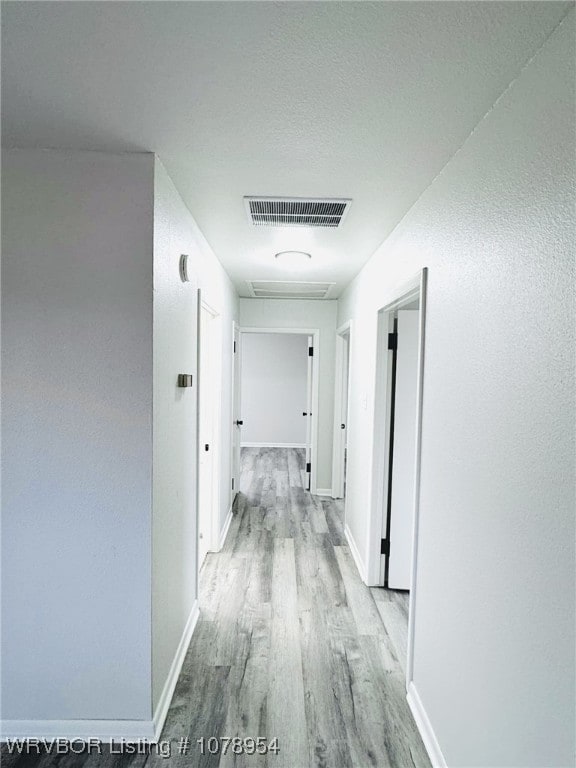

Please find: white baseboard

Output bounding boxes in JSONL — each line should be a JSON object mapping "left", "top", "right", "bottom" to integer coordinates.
{"left": 407, "top": 682, "right": 447, "bottom": 768}
{"left": 314, "top": 488, "right": 333, "bottom": 496}
{"left": 1, "top": 605, "right": 202, "bottom": 744}
{"left": 240, "top": 442, "right": 306, "bottom": 448}
{"left": 344, "top": 523, "right": 368, "bottom": 583}
{"left": 219, "top": 505, "right": 233, "bottom": 550}
{"left": 0, "top": 719, "right": 155, "bottom": 741}
{"left": 152, "top": 600, "right": 200, "bottom": 741}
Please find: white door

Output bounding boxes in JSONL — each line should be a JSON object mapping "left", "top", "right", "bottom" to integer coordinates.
{"left": 339, "top": 333, "right": 350, "bottom": 497}
{"left": 304, "top": 335, "right": 314, "bottom": 491}
{"left": 231, "top": 324, "right": 242, "bottom": 501}
{"left": 388, "top": 310, "right": 420, "bottom": 590}
{"left": 331, "top": 329, "right": 350, "bottom": 500}
{"left": 198, "top": 305, "right": 214, "bottom": 568}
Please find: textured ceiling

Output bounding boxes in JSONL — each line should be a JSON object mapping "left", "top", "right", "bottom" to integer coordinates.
{"left": 1, "top": 1, "right": 570, "bottom": 297}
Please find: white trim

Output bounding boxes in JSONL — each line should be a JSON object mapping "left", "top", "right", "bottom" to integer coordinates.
{"left": 314, "top": 488, "right": 333, "bottom": 496}
{"left": 230, "top": 322, "right": 241, "bottom": 508}
{"left": 0, "top": 719, "right": 155, "bottom": 742}
{"left": 331, "top": 321, "right": 352, "bottom": 500}
{"left": 238, "top": 326, "right": 320, "bottom": 495}
{"left": 407, "top": 682, "right": 447, "bottom": 768}
{"left": 152, "top": 600, "right": 200, "bottom": 741}
{"left": 219, "top": 505, "right": 234, "bottom": 551}
{"left": 367, "top": 270, "right": 426, "bottom": 587}
{"left": 198, "top": 298, "right": 222, "bottom": 560}
{"left": 241, "top": 442, "right": 306, "bottom": 449}
{"left": 331, "top": 335, "right": 344, "bottom": 498}
{"left": 197, "top": 296, "right": 222, "bottom": 572}
{"left": 336, "top": 320, "right": 352, "bottom": 334}
{"left": 365, "top": 269, "right": 428, "bottom": 692}
{"left": 240, "top": 326, "right": 319, "bottom": 335}
{"left": 344, "top": 523, "right": 367, "bottom": 583}
{"left": 405, "top": 270, "right": 428, "bottom": 687}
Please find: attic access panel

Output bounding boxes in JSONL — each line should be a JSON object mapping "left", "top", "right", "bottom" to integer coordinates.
{"left": 246, "top": 280, "right": 336, "bottom": 300}
{"left": 245, "top": 197, "right": 351, "bottom": 228}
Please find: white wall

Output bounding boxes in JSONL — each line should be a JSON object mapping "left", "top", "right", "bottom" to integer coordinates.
{"left": 1, "top": 150, "right": 154, "bottom": 722}
{"left": 152, "top": 159, "right": 239, "bottom": 712}
{"left": 186, "top": 196, "right": 239, "bottom": 540}
{"left": 1, "top": 151, "right": 239, "bottom": 736}
{"left": 241, "top": 333, "right": 308, "bottom": 445}
{"left": 239, "top": 299, "right": 337, "bottom": 492}
{"left": 337, "top": 12, "right": 575, "bottom": 768}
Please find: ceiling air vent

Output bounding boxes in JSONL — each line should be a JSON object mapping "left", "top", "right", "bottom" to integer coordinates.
{"left": 247, "top": 280, "right": 335, "bottom": 300}
{"left": 245, "top": 197, "right": 351, "bottom": 228}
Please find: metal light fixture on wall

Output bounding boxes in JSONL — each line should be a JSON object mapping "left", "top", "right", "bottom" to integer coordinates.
{"left": 179, "top": 254, "right": 190, "bottom": 282}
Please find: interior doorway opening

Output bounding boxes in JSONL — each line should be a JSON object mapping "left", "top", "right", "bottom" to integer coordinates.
{"left": 367, "top": 269, "right": 427, "bottom": 688}
{"left": 232, "top": 327, "right": 320, "bottom": 495}
{"left": 331, "top": 321, "right": 352, "bottom": 500}
{"left": 197, "top": 298, "right": 221, "bottom": 571}
{"left": 231, "top": 322, "right": 242, "bottom": 505}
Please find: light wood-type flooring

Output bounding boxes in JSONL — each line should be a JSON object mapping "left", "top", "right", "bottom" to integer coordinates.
{"left": 1, "top": 448, "right": 430, "bottom": 768}
{"left": 156, "top": 447, "right": 430, "bottom": 768}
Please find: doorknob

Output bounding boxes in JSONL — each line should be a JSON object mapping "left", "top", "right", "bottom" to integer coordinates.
{"left": 235, "top": 420, "right": 243, "bottom": 426}
{"left": 341, "top": 423, "right": 346, "bottom": 429}
{"left": 303, "top": 412, "right": 308, "bottom": 416}
{"left": 205, "top": 444, "right": 210, "bottom": 451}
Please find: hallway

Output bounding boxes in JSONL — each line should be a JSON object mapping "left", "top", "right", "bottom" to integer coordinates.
{"left": 156, "top": 448, "right": 430, "bottom": 768}
{"left": 2, "top": 4, "right": 574, "bottom": 763}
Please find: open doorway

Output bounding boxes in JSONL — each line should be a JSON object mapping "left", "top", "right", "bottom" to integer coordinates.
{"left": 233, "top": 327, "right": 320, "bottom": 494}
{"left": 230, "top": 322, "right": 242, "bottom": 504}
{"left": 368, "top": 269, "right": 427, "bottom": 687}
{"left": 331, "top": 321, "right": 352, "bottom": 500}
{"left": 197, "top": 299, "right": 221, "bottom": 571}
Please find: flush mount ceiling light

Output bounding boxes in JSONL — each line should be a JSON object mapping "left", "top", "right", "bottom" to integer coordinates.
{"left": 274, "top": 250, "right": 311, "bottom": 261}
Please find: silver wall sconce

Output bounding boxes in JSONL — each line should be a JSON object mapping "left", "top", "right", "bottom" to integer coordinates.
{"left": 179, "top": 254, "right": 190, "bottom": 282}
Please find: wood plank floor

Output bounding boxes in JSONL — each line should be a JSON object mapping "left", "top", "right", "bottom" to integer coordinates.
{"left": 1, "top": 448, "right": 430, "bottom": 768}
{"left": 157, "top": 447, "right": 431, "bottom": 768}
{"left": 369, "top": 588, "right": 410, "bottom": 676}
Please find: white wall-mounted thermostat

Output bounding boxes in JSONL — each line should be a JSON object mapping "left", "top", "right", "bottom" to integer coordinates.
{"left": 179, "top": 254, "right": 190, "bottom": 282}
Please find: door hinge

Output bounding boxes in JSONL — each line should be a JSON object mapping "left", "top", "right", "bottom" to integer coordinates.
{"left": 387, "top": 332, "right": 397, "bottom": 351}
{"left": 381, "top": 538, "right": 390, "bottom": 556}
{"left": 233, "top": 340, "right": 236, "bottom": 353}
{"left": 308, "top": 347, "right": 314, "bottom": 357}
{"left": 306, "top": 462, "right": 311, "bottom": 473}
{"left": 231, "top": 477, "right": 235, "bottom": 490}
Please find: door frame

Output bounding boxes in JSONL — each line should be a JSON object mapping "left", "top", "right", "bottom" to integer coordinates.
{"left": 238, "top": 327, "right": 320, "bottom": 495}
{"left": 197, "top": 297, "right": 221, "bottom": 563}
{"left": 367, "top": 268, "right": 427, "bottom": 691}
{"left": 331, "top": 320, "right": 353, "bottom": 499}
{"left": 230, "top": 321, "right": 242, "bottom": 508}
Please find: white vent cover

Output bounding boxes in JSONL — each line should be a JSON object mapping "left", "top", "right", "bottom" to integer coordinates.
{"left": 247, "top": 280, "right": 335, "bottom": 300}
{"left": 245, "top": 197, "right": 351, "bottom": 228}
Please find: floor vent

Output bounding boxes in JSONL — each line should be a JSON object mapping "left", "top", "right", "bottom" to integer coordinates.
{"left": 245, "top": 197, "right": 351, "bottom": 228}
{"left": 247, "top": 280, "right": 335, "bottom": 300}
